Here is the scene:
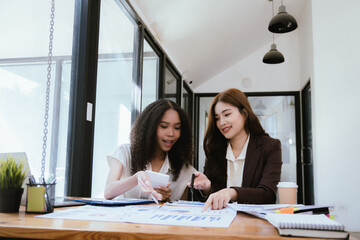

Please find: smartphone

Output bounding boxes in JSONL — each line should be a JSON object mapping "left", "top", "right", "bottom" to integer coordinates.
{"left": 145, "top": 170, "right": 169, "bottom": 188}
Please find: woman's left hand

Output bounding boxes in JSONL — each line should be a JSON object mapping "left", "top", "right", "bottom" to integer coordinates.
{"left": 137, "top": 171, "right": 162, "bottom": 200}
{"left": 203, "top": 188, "right": 237, "bottom": 211}
{"left": 154, "top": 182, "right": 172, "bottom": 201}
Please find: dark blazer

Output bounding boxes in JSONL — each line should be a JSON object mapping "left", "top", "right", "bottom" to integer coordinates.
{"left": 199, "top": 134, "right": 282, "bottom": 204}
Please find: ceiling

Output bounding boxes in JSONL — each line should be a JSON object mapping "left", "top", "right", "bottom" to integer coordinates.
{"left": 128, "top": 0, "right": 306, "bottom": 89}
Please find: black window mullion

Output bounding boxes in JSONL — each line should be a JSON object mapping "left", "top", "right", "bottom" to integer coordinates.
{"left": 176, "top": 73, "right": 181, "bottom": 105}
{"left": 183, "top": 80, "right": 194, "bottom": 126}
{"left": 65, "top": 0, "right": 100, "bottom": 197}
{"left": 131, "top": 25, "right": 144, "bottom": 123}
{"left": 158, "top": 55, "right": 165, "bottom": 99}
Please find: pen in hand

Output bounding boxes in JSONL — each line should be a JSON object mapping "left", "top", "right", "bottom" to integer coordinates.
{"left": 138, "top": 176, "right": 161, "bottom": 204}
{"left": 150, "top": 191, "right": 159, "bottom": 204}
{"left": 190, "top": 173, "right": 195, "bottom": 201}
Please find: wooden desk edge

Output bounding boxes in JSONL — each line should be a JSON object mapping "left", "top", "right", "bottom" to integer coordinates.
{"left": 0, "top": 206, "right": 348, "bottom": 240}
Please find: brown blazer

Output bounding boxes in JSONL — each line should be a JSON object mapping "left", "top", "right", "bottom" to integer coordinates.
{"left": 201, "top": 134, "right": 282, "bottom": 204}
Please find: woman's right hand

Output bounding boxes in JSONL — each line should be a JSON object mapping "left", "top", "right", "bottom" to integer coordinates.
{"left": 188, "top": 172, "right": 211, "bottom": 192}
{"left": 136, "top": 171, "right": 162, "bottom": 200}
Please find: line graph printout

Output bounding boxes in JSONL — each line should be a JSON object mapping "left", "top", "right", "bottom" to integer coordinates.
{"left": 37, "top": 205, "right": 237, "bottom": 228}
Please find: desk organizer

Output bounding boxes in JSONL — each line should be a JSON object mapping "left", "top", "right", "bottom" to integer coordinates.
{"left": 26, "top": 183, "right": 55, "bottom": 214}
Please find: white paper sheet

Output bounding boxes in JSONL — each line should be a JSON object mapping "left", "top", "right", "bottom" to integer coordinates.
{"left": 37, "top": 204, "right": 237, "bottom": 228}
{"left": 127, "top": 205, "right": 237, "bottom": 228}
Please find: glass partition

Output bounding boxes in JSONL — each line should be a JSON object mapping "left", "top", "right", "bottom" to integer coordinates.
{"left": 196, "top": 94, "right": 298, "bottom": 186}
{"left": 197, "top": 97, "right": 214, "bottom": 172}
{"left": 91, "top": 0, "right": 135, "bottom": 197}
{"left": 248, "top": 96, "right": 297, "bottom": 183}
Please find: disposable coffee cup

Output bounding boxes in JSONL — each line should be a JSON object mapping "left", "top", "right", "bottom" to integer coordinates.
{"left": 277, "top": 182, "right": 298, "bottom": 204}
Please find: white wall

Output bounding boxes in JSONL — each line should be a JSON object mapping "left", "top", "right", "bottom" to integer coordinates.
{"left": 193, "top": 32, "right": 301, "bottom": 93}
{"left": 310, "top": 0, "right": 360, "bottom": 231}
{"left": 298, "top": 0, "right": 314, "bottom": 89}
{"left": 194, "top": 0, "right": 360, "bottom": 231}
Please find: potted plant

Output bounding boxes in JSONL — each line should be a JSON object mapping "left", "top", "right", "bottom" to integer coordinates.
{"left": 0, "top": 155, "right": 27, "bottom": 213}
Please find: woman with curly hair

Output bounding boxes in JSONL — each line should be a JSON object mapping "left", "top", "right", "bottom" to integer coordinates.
{"left": 104, "top": 99, "right": 196, "bottom": 202}
{"left": 191, "top": 88, "right": 282, "bottom": 210}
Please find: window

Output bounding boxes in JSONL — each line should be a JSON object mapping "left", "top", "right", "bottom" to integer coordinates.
{"left": 1, "top": 0, "right": 183, "bottom": 199}
{"left": 182, "top": 81, "right": 193, "bottom": 122}
{"left": 248, "top": 96, "right": 297, "bottom": 183}
{"left": 164, "top": 67, "right": 179, "bottom": 103}
{"left": 141, "top": 39, "right": 159, "bottom": 110}
{"left": 91, "top": 0, "right": 136, "bottom": 197}
{"left": 0, "top": 0, "right": 75, "bottom": 197}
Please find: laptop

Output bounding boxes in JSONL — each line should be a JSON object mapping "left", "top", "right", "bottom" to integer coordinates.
{"left": 54, "top": 197, "right": 87, "bottom": 208}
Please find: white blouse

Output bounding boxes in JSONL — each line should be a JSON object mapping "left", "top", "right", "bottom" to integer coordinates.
{"left": 226, "top": 135, "right": 250, "bottom": 188}
{"left": 107, "top": 144, "right": 196, "bottom": 201}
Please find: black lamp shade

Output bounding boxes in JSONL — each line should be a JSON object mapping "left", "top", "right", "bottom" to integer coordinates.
{"left": 268, "top": 5, "right": 298, "bottom": 33}
{"left": 263, "top": 44, "right": 284, "bottom": 64}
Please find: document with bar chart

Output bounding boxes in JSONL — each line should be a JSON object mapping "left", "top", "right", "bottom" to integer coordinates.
{"left": 37, "top": 204, "right": 237, "bottom": 228}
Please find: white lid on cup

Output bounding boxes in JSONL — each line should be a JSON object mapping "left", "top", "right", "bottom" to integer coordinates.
{"left": 277, "top": 182, "right": 298, "bottom": 188}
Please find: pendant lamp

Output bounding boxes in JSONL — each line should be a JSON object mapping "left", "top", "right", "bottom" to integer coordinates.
{"left": 263, "top": 0, "right": 284, "bottom": 64}
{"left": 268, "top": 0, "right": 297, "bottom": 33}
{"left": 263, "top": 42, "right": 284, "bottom": 64}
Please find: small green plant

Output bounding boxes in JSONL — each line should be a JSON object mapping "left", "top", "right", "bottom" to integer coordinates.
{"left": 0, "top": 155, "right": 27, "bottom": 190}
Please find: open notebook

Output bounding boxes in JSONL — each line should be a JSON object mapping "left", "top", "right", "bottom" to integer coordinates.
{"left": 266, "top": 213, "right": 349, "bottom": 239}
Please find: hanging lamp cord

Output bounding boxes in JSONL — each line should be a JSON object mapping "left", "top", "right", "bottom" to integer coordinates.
{"left": 272, "top": 0, "right": 275, "bottom": 44}
{"left": 41, "top": 0, "right": 55, "bottom": 181}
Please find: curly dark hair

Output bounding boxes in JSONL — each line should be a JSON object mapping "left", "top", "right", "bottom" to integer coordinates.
{"left": 130, "top": 99, "right": 193, "bottom": 181}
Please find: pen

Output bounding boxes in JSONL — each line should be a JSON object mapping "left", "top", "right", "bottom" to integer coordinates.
{"left": 150, "top": 191, "right": 159, "bottom": 204}
{"left": 28, "top": 175, "right": 36, "bottom": 185}
{"left": 39, "top": 177, "right": 46, "bottom": 184}
{"left": 46, "top": 173, "right": 55, "bottom": 184}
{"left": 49, "top": 178, "right": 56, "bottom": 185}
{"left": 138, "top": 176, "right": 159, "bottom": 204}
{"left": 190, "top": 173, "right": 195, "bottom": 201}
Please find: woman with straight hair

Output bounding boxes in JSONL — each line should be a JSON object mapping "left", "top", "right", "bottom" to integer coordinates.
{"left": 105, "top": 99, "right": 196, "bottom": 202}
{"left": 191, "top": 88, "right": 282, "bottom": 210}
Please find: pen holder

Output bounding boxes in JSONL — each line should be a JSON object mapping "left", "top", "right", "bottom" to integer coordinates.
{"left": 26, "top": 183, "right": 55, "bottom": 214}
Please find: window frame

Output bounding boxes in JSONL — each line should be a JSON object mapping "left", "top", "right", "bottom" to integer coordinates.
{"left": 66, "top": 0, "right": 184, "bottom": 197}
{"left": 65, "top": 0, "right": 101, "bottom": 197}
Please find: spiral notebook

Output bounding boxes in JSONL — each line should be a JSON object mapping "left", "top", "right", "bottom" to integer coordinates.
{"left": 266, "top": 213, "right": 349, "bottom": 239}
